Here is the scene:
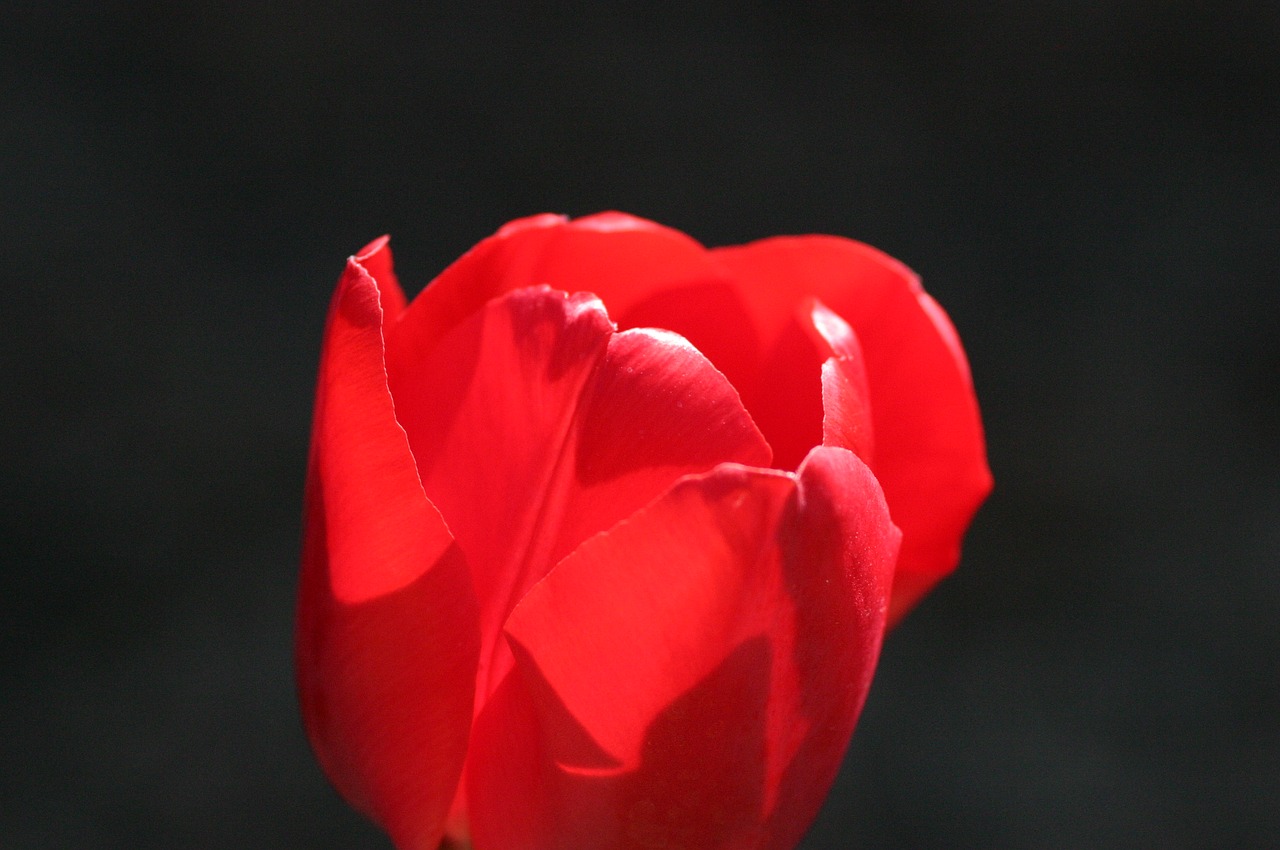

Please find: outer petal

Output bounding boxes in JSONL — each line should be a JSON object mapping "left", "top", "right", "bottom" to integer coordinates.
{"left": 385, "top": 285, "right": 772, "bottom": 708}
{"left": 296, "top": 256, "right": 479, "bottom": 850}
{"left": 467, "top": 447, "right": 900, "bottom": 850}
{"left": 714, "top": 237, "right": 992, "bottom": 623}
{"left": 353, "top": 234, "right": 407, "bottom": 320}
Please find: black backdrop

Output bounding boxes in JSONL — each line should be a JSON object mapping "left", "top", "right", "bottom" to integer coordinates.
{"left": 3, "top": 3, "right": 1277, "bottom": 848}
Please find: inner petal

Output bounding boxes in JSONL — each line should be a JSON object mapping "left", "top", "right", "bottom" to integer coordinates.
{"left": 619, "top": 286, "right": 872, "bottom": 472}
{"left": 386, "top": 285, "right": 771, "bottom": 710}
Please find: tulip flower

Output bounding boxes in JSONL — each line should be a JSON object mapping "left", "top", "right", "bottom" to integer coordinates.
{"left": 297, "top": 213, "right": 990, "bottom": 850}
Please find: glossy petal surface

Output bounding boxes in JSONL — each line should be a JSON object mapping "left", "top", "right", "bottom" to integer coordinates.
{"left": 296, "top": 255, "right": 479, "bottom": 850}
{"left": 714, "top": 237, "right": 992, "bottom": 622}
{"left": 386, "top": 285, "right": 771, "bottom": 706}
{"left": 466, "top": 447, "right": 900, "bottom": 850}
{"left": 809, "top": 300, "right": 875, "bottom": 463}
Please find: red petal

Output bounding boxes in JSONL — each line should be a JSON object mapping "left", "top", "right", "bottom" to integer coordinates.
{"left": 713, "top": 237, "right": 992, "bottom": 623}
{"left": 386, "top": 286, "right": 770, "bottom": 709}
{"left": 384, "top": 214, "right": 986, "bottom": 621}
{"left": 466, "top": 447, "right": 900, "bottom": 850}
{"left": 809, "top": 299, "right": 875, "bottom": 464}
{"left": 759, "top": 447, "right": 899, "bottom": 847}
{"left": 384, "top": 214, "right": 871, "bottom": 474}
{"left": 567, "top": 325, "right": 774, "bottom": 545}
{"left": 611, "top": 281, "right": 766, "bottom": 453}
{"left": 297, "top": 257, "right": 479, "bottom": 849}
{"left": 353, "top": 235, "right": 406, "bottom": 320}
{"left": 721, "top": 297, "right": 877, "bottom": 473}
{"left": 387, "top": 212, "right": 724, "bottom": 373}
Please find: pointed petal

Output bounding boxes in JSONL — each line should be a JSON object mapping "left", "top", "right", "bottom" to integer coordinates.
{"left": 386, "top": 285, "right": 771, "bottom": 707}
{"left": 353, "top": 235, "right": 407, "bottom": 320}
{"left": 809, "top": 300, "right": 875, "bottom": 464}
{"left": 714, "top": 237, "right": 991, "bottom": 622}
{"left": 296, "top": 256, "right": 478, "bottom": 850}
{"left": 467, "top": 448, "right": 900, "bottom": 850}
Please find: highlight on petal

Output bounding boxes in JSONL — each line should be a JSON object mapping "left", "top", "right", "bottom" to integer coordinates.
{"left": 807, "top": 299, "right": 875, "bottom": 464}
{"left": 465, "top": 447, "right": 901, "bottom": 850}
{"left": 612, "top": 280, "right": 767, "bottom": 449}
{"left": 297, "top": 256, "right": 479, "bottom": 850}
{"left": 713, "top": 236, "right": 992, "bottom": 623}
{"left": 385, "top": 285, "right": 771, "bottom": 711}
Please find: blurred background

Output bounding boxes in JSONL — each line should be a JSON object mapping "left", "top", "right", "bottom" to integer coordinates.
{"left": 2, "top": 3, "right": 1276, "bottom": 847}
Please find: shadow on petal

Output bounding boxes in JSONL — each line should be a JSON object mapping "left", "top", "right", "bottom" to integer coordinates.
{"left": 298, "top": 504, "right": 479, "bottom": 850}
{"left": 469, "top": 638, "right": 771, "bottom": 850}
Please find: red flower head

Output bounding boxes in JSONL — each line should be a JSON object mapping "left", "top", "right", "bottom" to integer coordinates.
{"left": 297, "top": 213, "right": 991, "bottom": 850}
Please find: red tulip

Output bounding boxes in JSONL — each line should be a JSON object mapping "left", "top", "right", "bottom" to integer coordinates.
{"left": 297, "top": 213, "right": 990, "bottom": 850}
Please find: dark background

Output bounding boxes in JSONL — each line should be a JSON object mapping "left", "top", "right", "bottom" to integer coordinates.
{"left": 3, "top": 3, "right": 1277, "bottom": 848}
